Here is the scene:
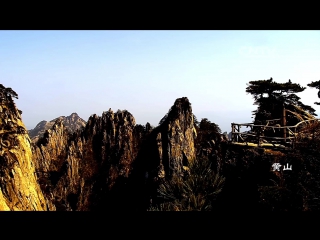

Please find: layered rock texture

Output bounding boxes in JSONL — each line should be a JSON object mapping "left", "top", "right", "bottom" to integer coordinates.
{"left": 28, "top": 113, "right": 86, "bottom": 143}
{"left": 0, "top": 85, "right": 47, "bottom": 210}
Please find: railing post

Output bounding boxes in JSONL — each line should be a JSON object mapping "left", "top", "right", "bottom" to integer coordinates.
{"left": 231, "top": 123, "right": 234, "bottom": 142}
{"left": 282, "top": 104, "right": 286, "bottom": 145}
{"left": 237, "top": 125, "right": 239, "bottom": 142}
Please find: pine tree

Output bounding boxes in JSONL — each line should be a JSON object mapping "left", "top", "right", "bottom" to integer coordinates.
{"left": 149, "top": 156, "right": 225, "bottom": 211}
{"left": 199, "top": 118, "right": 221, "bottom": 134}
{"left": 246, "top": 78, "right": 316, "bottom": 127}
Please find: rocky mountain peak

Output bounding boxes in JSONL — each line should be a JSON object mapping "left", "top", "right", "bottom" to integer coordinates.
{"left": 129, "top": 97, "right": 197, "bottom": 209}
{"left": 29, "top": 112, "right": 86, "bottom": 144}
{"left": 157, "top": 97, "right": 196, "bottom": 177}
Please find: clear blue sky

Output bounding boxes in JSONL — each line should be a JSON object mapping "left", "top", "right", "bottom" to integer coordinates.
{"left": 1, "top": 30, "right": 320, "bottom": 133}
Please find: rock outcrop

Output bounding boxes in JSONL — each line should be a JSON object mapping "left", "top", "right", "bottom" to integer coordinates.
{"left": 150, "top": 97, "right": 197, "bottom": 177}
{"left": 28, "top": 112, "right": 86, "bottom": 143}
{"left": 152, "top": 97, "right": 196, "bottom": 178}
{"left": 0, "top": 85, "right": 47, "bottom": 210}
{"left": 131, "top": 97, "right": 197, "bottom": 209}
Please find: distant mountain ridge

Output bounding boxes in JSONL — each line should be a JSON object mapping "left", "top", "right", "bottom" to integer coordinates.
{"left": 28, "top": 112, "right": 86, "bottom": 143}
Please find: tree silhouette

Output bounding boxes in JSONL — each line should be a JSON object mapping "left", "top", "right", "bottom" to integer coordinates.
{"left": 307, "top": 80, "right": 320, "bottom": 105}
{"left": 5, "top": 88, "right": 18, "bottom": 99}
{"left": 194, "top": 118, "right": 222, "bottom": 158}
{"left": 193, "top": 114, "right": 199, "bottom": 128}
{"left": 199, "top": 118, "right": 221, "bottom": 134}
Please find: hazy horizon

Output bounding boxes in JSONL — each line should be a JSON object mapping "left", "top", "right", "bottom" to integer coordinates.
{"left": 1, "top": 30, "right": 320, "bottom": 133}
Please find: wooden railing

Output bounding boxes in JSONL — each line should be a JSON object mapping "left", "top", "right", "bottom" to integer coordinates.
{"left": 230, "top": 118, "right": 320, "bottom": 149}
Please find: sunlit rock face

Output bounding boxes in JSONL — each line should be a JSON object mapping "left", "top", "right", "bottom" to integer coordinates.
{"left": 0, "top": 85, "right": 47, "bottom": 211}
{"left": 28, "top": 112, "right": 86, "bottom": 144}
{"left": 139, "top": 97, "right": 196, "bottom": 178}
{"left": 156, "top": 97, "right": 196, "bottom": 178}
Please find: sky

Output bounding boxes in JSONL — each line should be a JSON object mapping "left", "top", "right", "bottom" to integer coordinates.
{"left": 1, "top": 30, "right": 320, "bottom": 133}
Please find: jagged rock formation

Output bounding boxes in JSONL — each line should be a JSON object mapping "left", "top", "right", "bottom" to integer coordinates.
{"left": 32, "top": 109, "right": 151, "bottom": 210}
{"left": 0, "top": 84, "right": 47, "bottom": 210}
{"left": 28, "top": 113, "right": 86, "bottom": 143}
{"left": 32, "top": 97, "right": 196, "bottom": 211}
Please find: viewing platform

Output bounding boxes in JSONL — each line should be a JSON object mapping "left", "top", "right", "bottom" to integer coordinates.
{"left": 229, "top": 118, "right": 320, "bottom": 150}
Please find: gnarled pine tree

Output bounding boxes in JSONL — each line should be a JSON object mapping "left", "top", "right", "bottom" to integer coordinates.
{"left": 246, "top": 78, "right": 316, "bottom": 127}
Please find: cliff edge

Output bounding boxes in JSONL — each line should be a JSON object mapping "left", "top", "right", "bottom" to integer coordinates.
{"left": 0, "top": 85, "right": 47, "bottom": 210}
